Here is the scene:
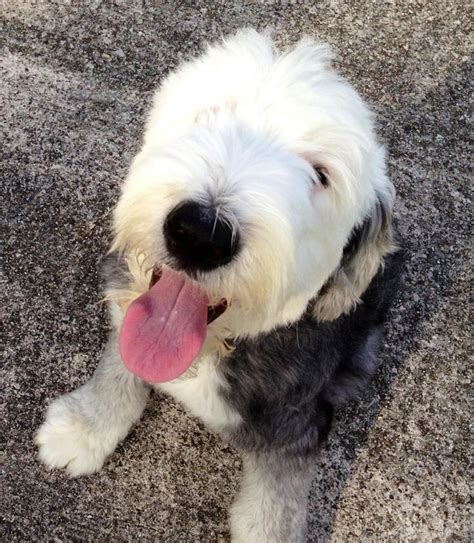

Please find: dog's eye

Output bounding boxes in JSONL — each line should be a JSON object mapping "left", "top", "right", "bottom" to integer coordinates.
{"left": 314, "top": 167, "right": 329, "bottom": 188}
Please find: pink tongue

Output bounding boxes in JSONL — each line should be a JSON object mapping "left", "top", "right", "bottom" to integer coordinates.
{"left": 119, "top": 268, "right": 208, "bottom": 383}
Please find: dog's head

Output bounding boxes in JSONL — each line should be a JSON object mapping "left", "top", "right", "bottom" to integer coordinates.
{"left": 112, "top": 30, "right": 397, "bottom": 345}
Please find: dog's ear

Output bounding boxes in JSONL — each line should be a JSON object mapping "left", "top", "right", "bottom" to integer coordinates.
{"left": 313, "top": 192, "right": 398, "bottom": 321}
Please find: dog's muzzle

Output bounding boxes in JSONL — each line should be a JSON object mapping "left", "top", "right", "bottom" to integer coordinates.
{"left": 164, "top": 201, "right": 240, "bottom": 272}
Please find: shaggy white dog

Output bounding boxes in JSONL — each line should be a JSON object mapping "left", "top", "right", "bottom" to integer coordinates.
{"left": 36, "top": 30, "right": 401, "bottom": 542}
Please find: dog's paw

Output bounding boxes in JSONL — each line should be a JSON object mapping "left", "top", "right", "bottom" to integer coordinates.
{"left": 35, "top": 395, "right": 111, "bottom": 477}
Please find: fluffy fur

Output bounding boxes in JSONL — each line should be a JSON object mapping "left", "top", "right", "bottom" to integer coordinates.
{"left": 36, "top": 30, "right": 402, "bottom": 542}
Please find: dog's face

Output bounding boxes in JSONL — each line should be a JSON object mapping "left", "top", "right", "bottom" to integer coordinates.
{"left": 112, "top": 32, "right": 395, "bottom": 340}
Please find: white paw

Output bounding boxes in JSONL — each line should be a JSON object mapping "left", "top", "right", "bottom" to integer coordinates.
{"left": 35, "top": 395, "right": 112, "bottom": 477}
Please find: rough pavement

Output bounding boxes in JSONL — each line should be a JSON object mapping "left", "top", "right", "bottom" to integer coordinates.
{"left": 2, "top": 1, "right": 471, "bottom": 541}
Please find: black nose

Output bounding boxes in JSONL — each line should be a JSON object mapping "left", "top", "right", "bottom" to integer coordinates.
{"left": 164, "top": 201, "right": 239, "bottom": 272}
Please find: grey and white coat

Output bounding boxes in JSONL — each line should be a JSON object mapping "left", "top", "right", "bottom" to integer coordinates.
{"left": 36, "top": 30, "right": 403, "bottom": 542}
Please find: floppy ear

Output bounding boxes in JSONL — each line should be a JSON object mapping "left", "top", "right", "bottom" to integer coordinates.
{"left": 313, "top": 192, "right": 399, "bottom": 321}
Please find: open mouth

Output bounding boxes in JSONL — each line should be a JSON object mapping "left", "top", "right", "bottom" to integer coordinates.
{"left": 149, "top": 266, "right": 228, "bottom": 324}
{"left": 119, "top": 264, "right": 228, "bottom": 384}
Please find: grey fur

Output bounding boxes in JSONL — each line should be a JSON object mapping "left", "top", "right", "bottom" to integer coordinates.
{"left": 313, "top": 193, "right": 399, "bottom": 321}
{"left": 230, "top": 452, "right": 315, "bottom": 542}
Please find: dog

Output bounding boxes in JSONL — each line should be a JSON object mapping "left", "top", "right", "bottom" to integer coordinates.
{"left": 36, "top": 29, "right": 403, "bottom": 542}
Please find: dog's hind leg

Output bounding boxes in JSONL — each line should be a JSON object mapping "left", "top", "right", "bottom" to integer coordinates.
{"left": 230, "top": 450, "right": 314, "bottom": 543}
{"left": 35, "top": 330, "right": 150, "bottom": 477}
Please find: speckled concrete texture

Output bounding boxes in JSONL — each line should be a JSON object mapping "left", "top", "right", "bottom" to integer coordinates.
{"left": 2, "top": 1, "right": 471, "bottom": 541}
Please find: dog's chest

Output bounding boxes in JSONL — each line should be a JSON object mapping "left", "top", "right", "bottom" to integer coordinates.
{"left": 156, "top": 354, "right": 241, "bottom": 432}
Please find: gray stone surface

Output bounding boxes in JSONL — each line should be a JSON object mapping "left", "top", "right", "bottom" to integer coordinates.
{"left": 2, "top": 1, "right": 471, "bottom": 541}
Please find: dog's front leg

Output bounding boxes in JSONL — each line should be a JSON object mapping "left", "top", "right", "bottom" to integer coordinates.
{"left": 230, "top": 450, "right": 314, "bottom": 543}
{"left": 35, "top": 331, "right": 150, "bottom": 477}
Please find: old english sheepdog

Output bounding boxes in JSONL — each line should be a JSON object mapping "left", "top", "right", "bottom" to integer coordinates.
{"left": 36, "top": 30, "right": 403, "bottom": 542}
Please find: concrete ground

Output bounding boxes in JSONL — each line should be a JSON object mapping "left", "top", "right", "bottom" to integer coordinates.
{"left": 2, "top": 1, "right": 471, "bottom": 541}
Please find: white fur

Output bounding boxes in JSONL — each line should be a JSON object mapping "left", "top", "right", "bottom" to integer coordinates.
{"left": 35, "top": 394, "right": 115, "bottom": 477}
{"left": 112, "top": 29, "right": 392, "bottom": 339}
{"left": 36, "top": 331, "right": 150, "bottom": 476}
{"left": 157, "top": 354, "right": 241, "bottom": 432}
